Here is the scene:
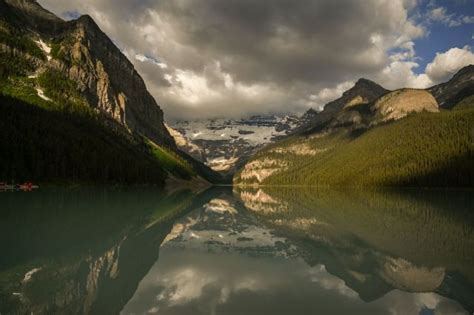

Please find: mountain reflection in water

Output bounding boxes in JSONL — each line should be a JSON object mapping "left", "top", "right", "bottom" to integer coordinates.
{"left": 0, "top": 187, "right": 473, "bottom": 315}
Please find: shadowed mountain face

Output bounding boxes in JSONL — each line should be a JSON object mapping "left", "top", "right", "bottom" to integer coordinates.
{"left": 297, "top": 78, "right": 389, "bottom": 134}
{"left": 1, "top": 188, "right": 472, "bottom": 314}
{"left": 1, "top": 0, "right": 173, "bottom": 147}
{"left": 429, "top": 65, "right": 474, "bottom": 109}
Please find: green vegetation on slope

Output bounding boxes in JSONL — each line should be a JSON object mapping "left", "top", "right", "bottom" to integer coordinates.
{"left": 148, "top": 139, "right": 196, "bottom": 180}
{"left": 0, "top": 50, "right": 36, "bottom": 79}
{"left": 236, "top": 109, "right": 474, "bottom": 187}
{"left": 0, "top": 94, "right": 171, "bottom": 184}
{"left": 37, "top": 70, "right": 90, "bottom": 111}
{"left": 0, "top": 21, "right": 45, "bottom": 60}
{"left": 453, "top": 94, "right": 474, "bottom": 110}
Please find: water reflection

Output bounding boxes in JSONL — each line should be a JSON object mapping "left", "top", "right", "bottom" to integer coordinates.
{"left": 1, "top": 187, "right": 473, "bottom": 314}
{"left": 122, "top": 188, "right": 473, "bottom": 315}
{"left": 0, "top": 187, "right": 217, "bottom": 315}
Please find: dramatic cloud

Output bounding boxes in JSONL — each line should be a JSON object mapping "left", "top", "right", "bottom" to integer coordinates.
{"left": 37, "top": 0, "right": 471, "bottom": 120}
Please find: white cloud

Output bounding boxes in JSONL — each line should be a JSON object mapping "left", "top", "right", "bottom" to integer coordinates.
{"left": 462, "top": 15, "right": 474, "bottom": 24}
{"left": 377, "top": 60, "right": 432, "bottom": 89}
{"left": 375, "top": 46, "right": 474, "bottom": 90}
{"left": 135, "top": 54, "right": 168, "bottom": 69}
{"left": 428, "top": 7, "right": 450, "bottom": 22}
{"left": 425, "top": 46, "right": 474, "bottom": 83}
{"left": 427, "top": 6, "right": 474, "bottom": 27}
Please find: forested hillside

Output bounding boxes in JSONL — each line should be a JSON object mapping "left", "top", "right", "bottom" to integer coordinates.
{"left": 0, "top": 94, "right": 200, "bottom": 184}
{"left": 235, "top": 106, "right": 474, "bottom": 187}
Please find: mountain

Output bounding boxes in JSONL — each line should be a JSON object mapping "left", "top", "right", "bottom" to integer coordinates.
{"left": 429, "top": 64, "right": 474, "bottom": 109}
{"left": 234, "top": 67, "right": 474, "bottom": 187}
{"left": 0, "top": 0, "right": 222, "bottom": 184}
{"left": 297, "top": 78, "right": 389, "bottom": 134}
{"left": 169, "top": 115, "right": 303, "bottom": 175}
{"left": 2, "top": 0, "right": 173, "bottom": 146}
{"left": 166, "top": 80, "right": 387, "bottom": 177}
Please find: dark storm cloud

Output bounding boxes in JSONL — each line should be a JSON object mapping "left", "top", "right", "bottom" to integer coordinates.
{"left": 39, "top": 0, "right": 427, "bottom": 120}
{"left": 153, "top": 0, "right": 387, "bottom": 84}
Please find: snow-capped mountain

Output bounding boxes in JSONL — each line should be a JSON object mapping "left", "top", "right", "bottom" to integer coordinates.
{"left": 168, "top": 115, "right": 303, "bottom": 174}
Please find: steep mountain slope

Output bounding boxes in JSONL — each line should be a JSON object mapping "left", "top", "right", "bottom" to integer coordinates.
{"left": 0, "top": 0, "right": 222, "bottom": 184}
{"left": 429, "top": 65, "right": 474, "bottom": 109}
{"left": 234, "top": 69, "right": 474, "bottom": 187}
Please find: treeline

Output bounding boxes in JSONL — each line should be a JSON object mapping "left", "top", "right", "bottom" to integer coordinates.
{"left": 0, "top": 94, "right": 169, "bottom": 184}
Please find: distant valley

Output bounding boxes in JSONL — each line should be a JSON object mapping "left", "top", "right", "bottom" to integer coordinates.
{"left": 167, "top": 115, "right": 311, "bottom": 175}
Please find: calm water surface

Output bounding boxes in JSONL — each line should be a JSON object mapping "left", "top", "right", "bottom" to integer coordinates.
{"left": 0, "top": 187, "right": 473, "bottom": 315}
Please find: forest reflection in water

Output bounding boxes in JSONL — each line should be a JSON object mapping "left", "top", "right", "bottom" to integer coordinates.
{"left": 0, "top": 186, "right": 473, "bottom": 315}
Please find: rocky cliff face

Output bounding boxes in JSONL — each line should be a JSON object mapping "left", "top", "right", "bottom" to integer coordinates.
{"left": 372, "top": 89, "right": 439, "bottom": 123}
{"left": 2, "top": 0, "right": 62, "bottom": 31}
{"left": 429, "top": 65, "right": 474, "bottom": 109}
{"left": 1, "top": 0, "right": 174, "bottom": 147}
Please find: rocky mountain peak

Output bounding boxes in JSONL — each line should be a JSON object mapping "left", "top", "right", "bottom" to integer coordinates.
{"left": 2, "top": 0, "right": 63, "bottom": 32}
{"left": 296, "top": 79, "right": 389, "bottom": 134}
{"left": 302, "top": 108, "right": 319, "bottom": 117}
{"left": 74, "top": 14, "right": 101, "bottom": 32}
{"left": 1, "top": 0, "right": 175, "bottom": 147}
{"left": 354, "top": 78, "right": 378, "bottom": 87}
{"left": 309, "top": 78, "right": 388, "bottom": 123}
{"left": 344, "top": 78, "right": 388, "bottom": 98}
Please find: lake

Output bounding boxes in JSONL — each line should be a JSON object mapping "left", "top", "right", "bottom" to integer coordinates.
{"left": 0, "top": 187, "right": 473, "bottom": 315}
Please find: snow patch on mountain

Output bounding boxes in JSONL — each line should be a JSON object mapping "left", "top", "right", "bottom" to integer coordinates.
{"left": 36, "top": 88, "right": 52, "bottom": 101}
{"left": 34, "top": 39, "right": 52, "bottom": 61}
{"left": 180, "top": 116, "right": 298, "bottom": 145}
{"left": 169, "top": 115, "right": 303, "bottom": 174}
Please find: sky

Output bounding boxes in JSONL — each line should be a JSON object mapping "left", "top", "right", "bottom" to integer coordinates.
{"left": 38, "top": 0, "right": 474, "bottom": 120}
